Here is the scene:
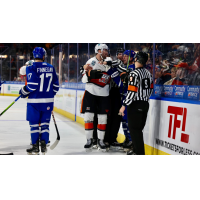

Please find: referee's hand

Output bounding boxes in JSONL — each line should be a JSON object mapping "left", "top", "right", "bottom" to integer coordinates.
{"left": 119, "top": 106, "right": 125, "bottom": 117}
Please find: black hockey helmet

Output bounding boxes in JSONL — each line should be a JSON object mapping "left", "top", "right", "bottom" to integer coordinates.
{"left": 116, "top": 47, "right": 125, "bottom": 56}
{"left": 135, "top": 51, "right": 148, "bottom": 65}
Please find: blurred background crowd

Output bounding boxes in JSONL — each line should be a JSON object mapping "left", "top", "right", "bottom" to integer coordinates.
{"left": 1, "top": 43, "right": 200, "bottom": 87}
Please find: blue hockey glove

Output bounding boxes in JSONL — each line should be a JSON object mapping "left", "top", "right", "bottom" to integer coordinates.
{"left": 19, "top": 86, "right": 30, "bottom": 98}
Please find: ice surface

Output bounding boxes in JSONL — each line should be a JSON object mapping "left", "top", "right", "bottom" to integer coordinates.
{"left": 0, "top": 96, "right": 125, "bottom": 155}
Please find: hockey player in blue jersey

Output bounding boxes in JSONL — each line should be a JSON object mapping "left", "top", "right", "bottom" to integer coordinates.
{"left": 105, "top": 50, "right": 136, "bottom": 151}
{"left": 19, "top": 47, "right": 59, "bottom": 155}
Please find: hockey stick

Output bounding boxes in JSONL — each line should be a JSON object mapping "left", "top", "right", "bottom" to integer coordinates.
{"left": 0, "top": 95, "right": 21, "bottom": 117}
{"left": 50, "top": 111, "right": 60, "bottom": 150}
{"left": 0, "top": 153, "right": 14, "bottom": 155}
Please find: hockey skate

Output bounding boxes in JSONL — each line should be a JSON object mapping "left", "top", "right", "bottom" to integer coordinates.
{"left": 40, "top": 140, "right": 47, "bottom": 155}
{"left": 104, "top": 142, "right": 110, "bottom": 151}
{"left": 110, "top": 142, "right": 123, "bottom": 151}
{"left": 127, "top": 149, "right": 136, "bottom": 155}
{"left": 97, "top": 139, "right": 107, "bottom": 152}
{"left": 27, "top": 141, "right": 40, "bottom": 155}
{"left": 39, "top": 140, "right": 50, "bottom": 147}
{"left": 84, "top": 139, "right": 93, "bottom": 152}
{"left": 123, "top": 139, "right": 133, "bottom": 152}
{"left": 92, "top": 139, "right": 98, "bottom": 149}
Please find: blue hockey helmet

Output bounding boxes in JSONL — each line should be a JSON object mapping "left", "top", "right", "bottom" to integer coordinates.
{"left": 123, "top": 50, "right": 136, "bottom": 59}
{"left": 33, "top": 47, "right": 47, "bottom": 59}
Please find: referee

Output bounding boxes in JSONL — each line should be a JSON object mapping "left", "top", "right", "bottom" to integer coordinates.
{"left": 119, "top": 52, "right": 153, "bottom": 155}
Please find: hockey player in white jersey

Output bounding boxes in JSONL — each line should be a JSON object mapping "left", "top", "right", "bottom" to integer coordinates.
{"left": 19, "top": 47, "right": 59, "bottom": 155}
{"left": 81, "top": 44, "right": 111, "bottom": 152}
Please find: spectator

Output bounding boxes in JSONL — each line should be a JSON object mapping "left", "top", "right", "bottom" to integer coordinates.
{"left": 164, "top": 67, "right": 177, "bottom": 85}
{"left": 154, "top": 66, "right": 164, "bottom": 85}
{"left": 160, "top": 60, "right": 171, "bottom": 84}
{"left": 172, "top": 63, "right": 189, "bottom": 85}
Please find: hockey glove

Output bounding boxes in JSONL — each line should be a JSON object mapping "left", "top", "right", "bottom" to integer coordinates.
{"left": 120, "top": 72, "right": 129, "bottom": 86}
{"left": 86, "top": 70, "right": 103, "bottom": 81}
{"left": 105, "top": 61, "right": 112, "bottom": 66}
{"left": 19, "top": 86, "right": 30, "bottom": 98}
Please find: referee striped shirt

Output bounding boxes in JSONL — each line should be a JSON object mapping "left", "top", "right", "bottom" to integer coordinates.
{"left": 112, "top": 59, "right": 126, "bottom": 73}
{"left": 123, "top": 67, "right": 153, "bottom": 106}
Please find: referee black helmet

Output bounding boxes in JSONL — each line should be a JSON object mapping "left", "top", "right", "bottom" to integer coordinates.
{"left": 135, "top": 51, "right": 148, "bottom": 65}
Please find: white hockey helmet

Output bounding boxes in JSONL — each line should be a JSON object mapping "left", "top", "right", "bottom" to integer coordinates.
{"left": 95, "top": 43, "right": 109, "bottom": 54}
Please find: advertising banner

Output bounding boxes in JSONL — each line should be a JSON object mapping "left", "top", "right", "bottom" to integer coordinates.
{"left": 2, "top": 82, "right": 24, "bottom": 95}
{"left": 149, "top": 99, "right": 200, "bottom": 155}
{"left": 153, "top": 85, "right": 200, "bottom": 102}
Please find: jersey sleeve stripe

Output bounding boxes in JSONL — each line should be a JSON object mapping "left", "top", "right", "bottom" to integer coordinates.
{"left": 111, "top": 71, "right": 119, "bottom": 78}
{"left": 27, "top": 85, "right": 37, "bottom": 91}
{"left": 27, "top": 82, "right": 38, "bottom": 85}
{"left": 128, "top": 85, "right": 138, "bottom": 92}
{"left": 53, "top": 84, "right": 59, "bottom": 87}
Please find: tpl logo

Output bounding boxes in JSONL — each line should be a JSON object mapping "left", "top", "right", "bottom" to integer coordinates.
{"left": 167, "top": 106, "right": 189, "bottom": 143}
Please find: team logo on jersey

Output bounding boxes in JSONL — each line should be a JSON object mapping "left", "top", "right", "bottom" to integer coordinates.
{"left": 47, "top": 107, "right": 50, "bottom": 110}
{"left": 91, "top": 61, "right": 96, "bottom": 66}
{"left": 86, "top": 107, "right": 90, "bottom": 110}
{"left": 28, "top": 73, "right": 32, "bottom": 80}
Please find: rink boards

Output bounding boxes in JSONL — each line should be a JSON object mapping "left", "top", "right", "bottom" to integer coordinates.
{"left": 1, "top": 82, "right": 200, "bottom": 155}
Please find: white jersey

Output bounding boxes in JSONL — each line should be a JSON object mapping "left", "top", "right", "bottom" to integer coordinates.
{"left": 82, "top": 56, "right": 111, "bottom": 97}
{"left": 19, "top": 60, "right": 34, "bottom": 75}
{"left": 19, "top": 65, "right": 27, "bottom": 75}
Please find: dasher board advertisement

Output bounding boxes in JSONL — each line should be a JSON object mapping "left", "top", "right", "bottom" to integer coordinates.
{"left": 150, "top": 99, "right": 200, "bottom": 155}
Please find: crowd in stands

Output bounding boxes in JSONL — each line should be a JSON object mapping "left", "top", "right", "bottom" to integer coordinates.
{"left": 152, "top": 43, "right": 200, "bottom": 86}
{"left": 3, "top": 43, "right": 200, "bottom": 87}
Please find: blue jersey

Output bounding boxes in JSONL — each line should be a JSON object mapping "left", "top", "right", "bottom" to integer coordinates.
{"left": 25, "top": 62, "right": 59, "bottom": 111}
{"left": 107, "top": 64, "right": 135, "bottom": 100}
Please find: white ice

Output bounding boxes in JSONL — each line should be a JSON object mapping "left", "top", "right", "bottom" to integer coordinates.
{"left": 0, "top": 96, "right": 125, "bottom": 155}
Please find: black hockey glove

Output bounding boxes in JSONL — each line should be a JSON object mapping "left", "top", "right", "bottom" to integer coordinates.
{"left": 19, "top": 86, "right": 30, "bottom": 98}
{"left": 106, "top": 61, "right": 112, "bottom": 66}
{"left": 121, "top": 69, "right": 132, "bottom": 86}
{"left": 86, "top": 70, "right": 103, "bottom": 81}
